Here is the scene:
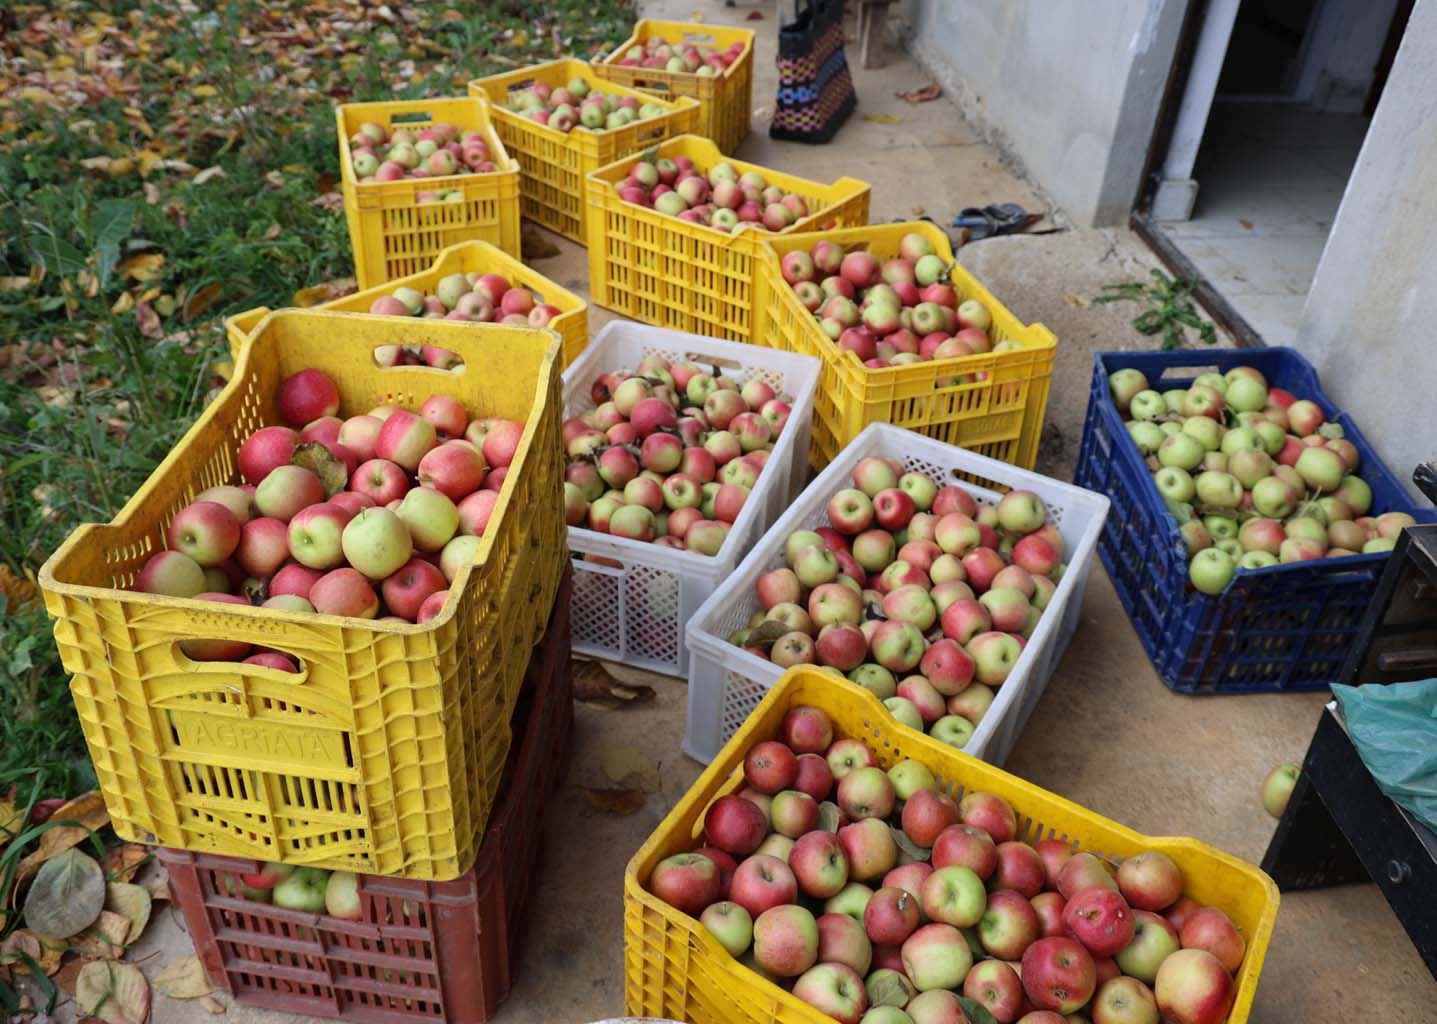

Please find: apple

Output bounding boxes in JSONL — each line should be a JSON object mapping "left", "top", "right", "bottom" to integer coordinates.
{"left": 864, "top": 885, "right": 922, "bottom": 946}
{"left": 272, "top": 867, "right": 330, "bottom": 912}
{"left": 168, "top": 501, "right": 242, "bottom": 567}
{"left": 136, "top": 550, "right": 207, "bottom": 598}
{"left": 1056, "top": 853, "right": 1117, "bottom": 898}
{"left": 1114, "top": 909, "right": 1180, "bottom": 983}
{"left": 826, "top": 881, "right": 876, "bottom": 923}
{"left": 753, "top": 904, "right": 820, "bottom": 977}
{"left": 905, "top": 990, "right": 968, "bottom": 1024}
{"left": 838, "top": 817, "right": 898, "bottom": 881}
{"left": 902, "top": 788, "right": 959, "bottom": 847}
{"left": 651, "top": 852, "right": 722, "bottom": 915}
{"left": 703, "top": 794, "right": 769, "bottom": 857}
{"left": 979, "top": 888, "right": 1041, "bottom": 960}
{"left": 968, "top": 631, "right": 1022, "bottom": 686}
{"left": 1188, "top": 547, "right": 1235, "bottom": 595}
{"left": 817, "top": 910, "right": 874, "bottom": 976}
{"left": 791, "top": 829, "right": 850, "bottom": 898}
{"left": 1091, "top": 977, "right": 1160, "bottom": 1024}
{"left": 793, "top": 962, "right": 869, "bottom": 1024}
{"left": 1108, "top": 369, "right": 1149, "bottom": 412}
{"left": 1153, "top": 948, "right": 1233, "bottom": 1024}
{"left": 701, "top": 900, "right": 754, "bottom": 957}
{"left": 901, "top": 922, "right": 971, "bottom": 992}
{"left": 309, "top": 568, "right": 380, "bottom": 619}
{"left": 278, "top": 369, "right": 339, "bottom": 427}
{"left": 992, "top": 841, "right": 1046, "bottom": 898}
{"left": 239, "top": 425, "right": 299, "bottom": 484}
{"left": 827, "top": 737, "right": 877, "bottom": 779}
{"left": 1179, "top": 907, "right": 1245, "bottom": 973}
{"left": 730, "top": 854, "right": 799, "bottom": 918}
{"left": 920, "top": 865, "right": 986, "bottom": 928}
{"left": 1115, "top": 850, "right": 1182, "bottom": 911}
{"left": 782, "top": 706, "right": 834, "bottom": 754}
{"left": 838, "top": 766, "right": 896, "bottom": 820}
{"left": 1020, "top": 935, "right": 1097, "bottom": 1015}
{"left": 771, "top": 790, "right": 820, "bottom": 838}
{"left": 1261, "top": 763, "right": 1300, "bottom": 817}
{"left": 323, "top": 871, "right": 362, "bottom": 920}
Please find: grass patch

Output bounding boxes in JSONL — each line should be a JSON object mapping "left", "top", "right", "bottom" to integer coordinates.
{"left": 0, "top": 0, "right": 636, "bottom": 800}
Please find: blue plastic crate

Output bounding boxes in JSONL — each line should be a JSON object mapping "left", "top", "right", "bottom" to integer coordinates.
{"left": 1074, "top": 347, "right": 1436, "bottom": 694}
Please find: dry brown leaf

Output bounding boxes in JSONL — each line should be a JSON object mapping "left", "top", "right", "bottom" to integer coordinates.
{"left": 143, "top": 876, "right": 170, "bottom": 903}
{"left": 0, "top": 276, "right": 33, "bottom": 291}
{"left": 182, "top": 282, "right": 224, "bottom": 321}
{"left": 117, "top": 252, "right": 163, "bottom": 281}
{"left": 70, "top": 909, "right": 130, "bottom": 959}
{"left": 745, "top": 9, "right": 764, "bottom": 19}
{"left": 15, "top": 791, "right": 109, "bottom": 886}
{"left": 0, "top": 928, "right": 63, "bottom": 976}
{"left": 152, "top": 955, "right": 213, "bottom": 999}
{"left": 56, "top": 957, "right": 86, "bottom": 994}
{"left": 582, "top": 787, "right": 646, "bottom": 815}
{"left": 862, "top": 113, "right": 901, "bottom": 124}
{"left": 76, "top": 961, "right": 151, "bottom": 1024}
{"left": 134, "top": 302, "right": 163, "bottom": 339}
{"left": 103, "top": 844, "right": 150, "bottom": 884}
{"left": 191, "top": 166, "right": 226, "bottom": 185}
{"left": 600, "top": 744, "right": 660, "bottom": 793}
{"left": 574, "top": 661, "right": 655, "bottom": 706}
{"left": 104, "top": 883, "right": 152, "bottom": 943}
{"left": 1063, "top": 292, "right": 1091, "bottom": 309}
{"left": 291, "top": 279, "right": 353, "bottom": 307}
{"left": 896, "top": 82, "right": 942, "bottom": 103}
{"left": 110, "top": 291, "right": 135, "bottom": 315}
{"left": 521, "top": 224, "right": 561, "bottom": 259}
{"left": 199, "top": 996, "right": 226, "bottom": 1014}
{"left": 262, "top": 224, "right": 282, "bottom": 240}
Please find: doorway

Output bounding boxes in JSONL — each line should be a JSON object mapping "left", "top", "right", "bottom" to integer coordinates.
{"left": 1138, "top": 0, "right": 1413, "bottom": 346}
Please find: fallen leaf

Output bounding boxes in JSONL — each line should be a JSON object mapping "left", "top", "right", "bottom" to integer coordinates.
{"left": 135, "top": 302, "right": 163, "bottom": 339}
{"left": 143, "top": 876, "right": 170, "bottom": 903}
{"left": 55, "top": 957, "right": 85, "bottom": 994}
{"left": 117, "top": 252, "right": 163, "bottom": 282}
{"left": 182, "top": 282, "right": 224, "bottom": 321}
{"left": 210, "top": 360, "right": 234, "bottom": 383}
{"left": 745, "top": 9, "right": 764, "bottom": 19}
{"left": 0, "top": 276, "right": 33, "bottom": 291}
{"left": 199, "top": 996, "right": 225, "bottom": 1014}
{"left": 103, "top": 844, "right": 150, "bottom": 884}
{"left": 23, "top": 848, "right": 107, "bottom": 940}
{"left": 896, "top": 82, "right": 942, "bottom": 103}
{"left": 76, "top": 961, "right": 150, "bottom": 1024}
{"left": 1239, "top": 218, "right": 1253, "bottom": 230}
{"left": 291, "top": 279, "right": 353, "bottom": 307}
{"left": 17, "top": 791, "right": 109, "bottom": 883}
{"left": 1063, "top": 292, "right": 1091, "bottom": 309}
{"left": 0, "top": 930, "right": 61, "bottom": 976}
{"left": 262, "top": 224, "right": 282, "bottom": 240}
{"left": 311, "top": 191, "right": 343, "bottom": 212}
{"left": 574, "top": 661, "right": 655, "bottom": 706}
{"left": 521, "top": 224, "right": 561, "bottom": 259}
{"left": 104, "top": 883, "right": 152, "bottom": 943}
{"left": 862, "top": 113, "right": 901, "bottom": 124}
{"left": 110, "top": 291, "right": 134, "bottom": 314}
{"left": 152, "top": 955, "right": 212, "bottom": 1000}
{"left": 154, "top": 294, "right": 177, "bottom": 317}
{"left": 601, "top": 743, "right": 660, "bottom": 793}
{"left": 191, "top": 166, "right": 226, "bottom": 185}
{"left": 582, "top": 787, "right": 646, "bottom": 815}
{"left": 745, "top": 620, "right": 790, "bottom": 650}
{"left": 819, "top": 801, "right": 843, "bottom": 833}
{"left": 191, "top": 85, "right": 217, "bottom": 99}
{"left": 69, "top": 909, "right": 130, "bottom": 959}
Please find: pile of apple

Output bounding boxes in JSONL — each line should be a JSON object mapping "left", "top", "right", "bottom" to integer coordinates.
{"left": 504, "top": 78, "right": 671, "bottom": 133}
{"left": 612, "top": 157, "right": 817, "bottom": 234}
{"left": 649, "top": 705, "right": 1249, "bottom": 1024}
{"left": 564, "top": 355, "right": 795, "bottom": 555}
{"left": 780, "top": 234, "right": 1009, "bottom": 371}
{"left": 221, "top": 861, "right": 366, "bottom": 920}
{"left": 366, "top": 272, "right": 564, "bottom": 336}
{"left": 130, "top": 366, "right": 528, "bottom": 654}
{"left": 1107, "top": 365, "right": 1417, "bottom": 596}
{"left": 728, "top": 462, "right": 1064, "bottom": 748}
{"left": 613, "top": 36, "right": 746, "bottom": 76}
{"left": 348, "top": 121, "right": 500, "bottom": 202}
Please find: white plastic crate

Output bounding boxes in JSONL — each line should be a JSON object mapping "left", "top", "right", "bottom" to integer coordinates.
{"left": 565, "top": 321, "right": 822, "bottom": 676}
{"left": 683, "top": 422, "right": 1111, "bottom": 764}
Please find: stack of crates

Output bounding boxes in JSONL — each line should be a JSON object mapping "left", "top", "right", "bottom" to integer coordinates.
{"left": 39, "top": 308, "right": 574, "bottom": 1023}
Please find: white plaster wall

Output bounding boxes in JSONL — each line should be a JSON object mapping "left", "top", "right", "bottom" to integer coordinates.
{"left": 901, "top": 0, "right": 1188, "bottom": 226}
{"left": 1297, "top": 0, "right": 1437, "bottom": 504}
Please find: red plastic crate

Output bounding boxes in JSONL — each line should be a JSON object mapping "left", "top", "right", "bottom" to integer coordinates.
{"left": 158, "top": 568, "right": 573, "bottom": 1024}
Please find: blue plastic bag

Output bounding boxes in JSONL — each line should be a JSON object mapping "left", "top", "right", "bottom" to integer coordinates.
{"left": 1331, "top": 679, "right": 1437, "bottom": 831}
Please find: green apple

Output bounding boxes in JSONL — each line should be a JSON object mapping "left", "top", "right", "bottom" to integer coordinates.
{"left": 272, "top": 867, "right": 330, "bottom": 912}
{"left": 929, "top": 715, "right": 974, "bottom": 749}
{"left": 341, "top": 507, "right": 413, "bottom": 579}
{"left": 1188, "top": 547, "right": 1235, "bottom": 595}
{"left": 1262, "top": 764, "right": 1300, "bottom": 817}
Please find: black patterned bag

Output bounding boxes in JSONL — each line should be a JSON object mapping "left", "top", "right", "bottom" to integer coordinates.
{"left": 770, "top": 0, "right": 857, "bottom": 144}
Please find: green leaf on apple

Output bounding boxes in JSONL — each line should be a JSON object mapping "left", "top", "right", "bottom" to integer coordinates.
{"left": 818, "top": 801, "right": 843, "bottom": 833}
{"left": 958, "top": 997, "right": 999, "bottom": 1024}
{"left": 890, "top": 826, "right": 931, "bottom": 864}
{"left": 291, "top": 442, "right": 347, "bottom": 498}
{"left": 745, "top": 620, "right": 791, "bottom": 650}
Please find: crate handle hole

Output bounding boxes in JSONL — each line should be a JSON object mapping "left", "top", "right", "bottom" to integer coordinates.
{"left": 1157, "top": 365, "right": 1221, "bottom": 381}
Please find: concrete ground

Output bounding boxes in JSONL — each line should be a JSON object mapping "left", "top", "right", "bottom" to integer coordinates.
{"left": 120, "top": 3, "right": 1432, "bottom": 1023}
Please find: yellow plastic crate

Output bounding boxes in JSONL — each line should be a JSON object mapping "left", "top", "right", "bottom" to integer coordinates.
{"left": 584, "top": 135, "right": 870, "bottom": 341}
{"left": 595, "top": 19, "right": 756, "bottom": 155}
{"left": 753, "top": 221, "right": 1058, "bottom": 470}
{"left": 39, "top": 310, "right": 567, "bottom": 881}
{"left": 337, "top": 96, "right": 522, "bottom": 289}
{"left": 625, "top": 668, "right": 1278, "bottom": 1024}
{"left": 468, "top": 58, "right": 699, "bottom": 244}
{"left": 223, "top": 241, "right": 589, "bottom": 368}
